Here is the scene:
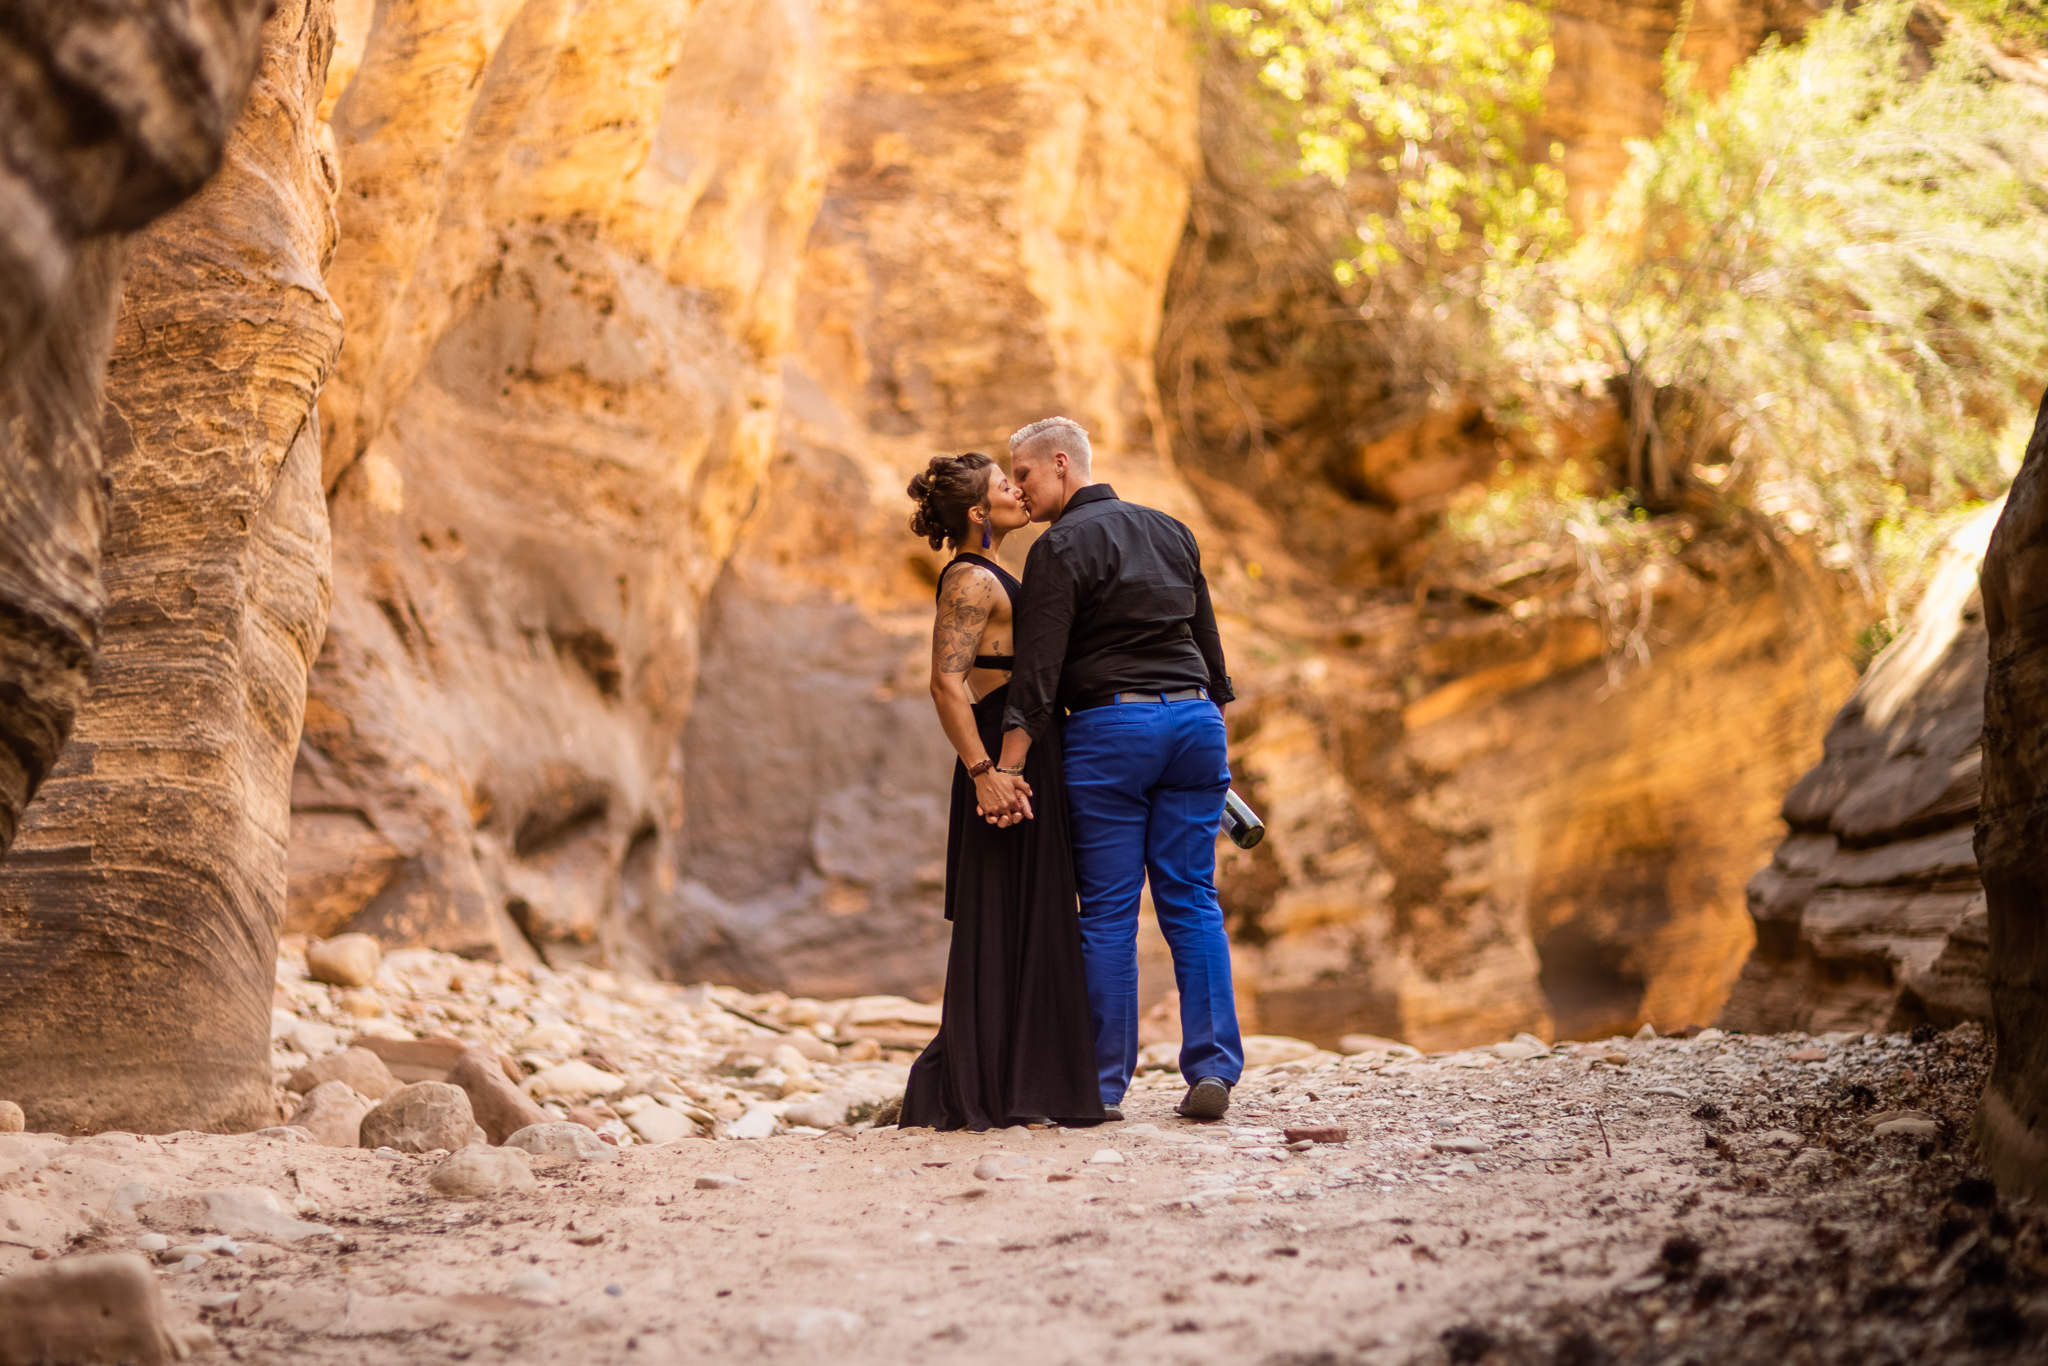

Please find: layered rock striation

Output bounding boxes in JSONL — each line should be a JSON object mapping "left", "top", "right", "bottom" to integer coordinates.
{"left": 0, "top": 0, "right": 276, "bottom": 854}
{"left": 1723, "top": 505, "right": 2001, "bottom": 1036}
{"left": 0, "top": 0, "right": 341, "bottom": 1132}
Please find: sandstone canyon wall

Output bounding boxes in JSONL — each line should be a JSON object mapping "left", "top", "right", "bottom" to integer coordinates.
{"left": 1128, "top": 0, "right": 1852, "bottom": 1047}
{"left": 284, "top": 0, "right": 1855, "bottom": 1049}
{"left": 0, "top": 0, "right": 275, "bottom": 853}
{"left": 1976, "top": 390, "right": 2048, "bottom": 1201}
{"left": 288, "top": 0, "right": 829, "bottom": 963}
{"left": 0, "top": 0, "right": 1884, "bottom": 1113}
{"left": 670, "top": 0, "right": 1206, "bottom": 996}
{"left": 0, "top": 0, "right": 339, "bottom": 1132}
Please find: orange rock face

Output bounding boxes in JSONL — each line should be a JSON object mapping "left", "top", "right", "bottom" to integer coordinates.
{"left": 289, "top": 0, "right": 830, "bottom": 960}
{"left": 269, "top": 0, "right": 1856, "bottom": 1053}
{"left": 0, "top": 0, "right": 1869, "bottom": 1094}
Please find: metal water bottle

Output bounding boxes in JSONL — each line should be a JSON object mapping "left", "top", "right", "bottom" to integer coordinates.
{"left": 1221, "top": 788, "right": 1265, "bottom": 849}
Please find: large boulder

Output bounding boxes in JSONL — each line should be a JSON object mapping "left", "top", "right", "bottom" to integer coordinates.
{"left": 1976, "top": 388, "right": 2048, "bottom": 1200}
{"left": 1722, "top": 504, "right": 2002, "bottom": 1034}
{"left": 359, "top": 1082, "right": 483, "bottom": 1154}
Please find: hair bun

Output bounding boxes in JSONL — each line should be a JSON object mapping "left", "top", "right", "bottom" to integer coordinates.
{"left": 906, "top": 452, "right": 995, "bottom": 550}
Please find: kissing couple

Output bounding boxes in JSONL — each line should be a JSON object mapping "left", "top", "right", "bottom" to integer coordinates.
{"left": 897, "top": 416, "right": 1245, "bottom": 1130}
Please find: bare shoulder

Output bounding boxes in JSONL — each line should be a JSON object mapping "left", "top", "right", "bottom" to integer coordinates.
{"left": 936, "top": 560, "right": 1001, "bottom": 611}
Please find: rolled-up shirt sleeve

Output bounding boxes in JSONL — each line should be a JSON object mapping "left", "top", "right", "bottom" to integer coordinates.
{"left": 1189, "top": 551, "right": 1235, "bottom": 706}
{"left": 1001, "top": 536, "right": 1078, "bottom": 738}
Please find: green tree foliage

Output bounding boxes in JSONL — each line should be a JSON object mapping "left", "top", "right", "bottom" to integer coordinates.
{"left": 1520, "top": 0, "right": 2048, "bottom": 613}
{"left": 1203, "top": 0, "right": 1568, "bottom": 281}
{"left": 1945, "top": 0, "right": 2048, "bottom": 50}
{"left": 1211, "top": 1, "right": 2048, "bottom": 632}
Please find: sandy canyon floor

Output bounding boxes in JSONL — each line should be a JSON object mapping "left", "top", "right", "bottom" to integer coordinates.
{"left": 1, "top": 952, "right": 2041, "bottom": 1366}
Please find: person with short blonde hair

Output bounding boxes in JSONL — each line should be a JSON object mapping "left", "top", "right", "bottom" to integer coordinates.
{"left": 991, "top": 416, "right": 1243, "bottom": 1123}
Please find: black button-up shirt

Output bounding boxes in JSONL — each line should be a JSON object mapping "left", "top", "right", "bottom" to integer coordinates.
{"left": 1002, "top": 484, "right": 1234, "bottom": 739}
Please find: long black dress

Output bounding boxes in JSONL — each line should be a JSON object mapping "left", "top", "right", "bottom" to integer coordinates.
{"left": 900, "top": 554, "right": 1105, "bottom": 1130}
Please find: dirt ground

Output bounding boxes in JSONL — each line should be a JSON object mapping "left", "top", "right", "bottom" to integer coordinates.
{"left": 4, "top": 1017, "right": 2041, "bottom": 1365}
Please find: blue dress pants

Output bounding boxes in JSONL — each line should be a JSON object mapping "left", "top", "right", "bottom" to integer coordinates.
{"left": 1062, "top": 696, "right": 1244, "bottom": 1105}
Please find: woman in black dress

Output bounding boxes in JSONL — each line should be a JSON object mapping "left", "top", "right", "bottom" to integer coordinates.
{"left": 897, "top": 452, "right": 1104, "bottom": 1129}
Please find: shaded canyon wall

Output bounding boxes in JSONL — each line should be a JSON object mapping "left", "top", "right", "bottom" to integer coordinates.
{"left": 1976, "top": 390, "right": 2048, "bottom": 1201}
{"left": 0, "top": 0, "right": 340, "bottom": 1132}
{"left": 1724, "top": 505, "right": 2001, "bottom": 1036}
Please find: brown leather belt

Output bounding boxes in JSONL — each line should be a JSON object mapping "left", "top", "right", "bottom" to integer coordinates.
{"left": 1071, "top": 686, "right": 1209, "bottom": 712}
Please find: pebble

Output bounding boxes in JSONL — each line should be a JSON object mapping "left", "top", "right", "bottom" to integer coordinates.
{"left": 135, "top": 1233, "right": 170, "bottom": 1254}
{"left": 199, "top": 1187, "right": 333, "bottom": 1240}
{"left": 518, "top": 1020, "right": 581, "bottom": 1053}
{"left": 695, "top": 1173, "right": 742, "bottom": 1190}
{"left": 0, "top": 1100, "right": 23, "bottom": 1133}
{"left": 1087, "top": 1148, "right": 1125, "bottom": 1165}
{"left": 782, "top": 1097, "right": 852, "bottom": 1130}
{"left": 1283, "top": 1125, "right": 1349, "bottom": 1145}
{"left": 359, "top": 1082, "right": 483, "bottom": 1153}
{"left": 1865, "top": 1109, "right": 1935, "bottom": 1127}
{"left": 447, "top": 1046, "right": 550, "bottom": 1145}
{"left": 1873, "top": 1118, "right": 1941, "bottom": 1139}
{"left": 1430, "top": 1136, "right": 1491, "bottom": 1154}
{"left": 1787, "top": 1046, "right": 1830, "bottom": 1062}
{"left": 972, "top": 1154, "right": 1033, "bottom": 1182}
{"left": 286, "top": 1047, "right": 399, "bottom": 1100}
{"left": 429, "top": 1145, "right": 537, "bottom": 1198}
{"left": 768, "top": 1044, "right": 813, "bottom": 1079}
{"left": 506, "top": 1268, "right": 564, "bottom": 1304}
{"left": 523, "top": 1060, "right": 627, "bottom": 1102}
{"left": 1633, "top": 1023, "right": 1657, "bottom": 1041}
{"left": 504, "top": 1122, "right": 619, "bottom": 1163}
{"left": 305, "top": 933, "right": 382, "bottom": 988}
{"left": 727, "top": 1105, "right": 780, "bottom": 1140}
{"left": 288, "top": 1081, "right": 373, "bottom": 1148}
{"left": 625, "top": 1104, "right": 697, "bottom": 1145}
{"left": 337, "top": 990, "right": 385, "bottom": 1019}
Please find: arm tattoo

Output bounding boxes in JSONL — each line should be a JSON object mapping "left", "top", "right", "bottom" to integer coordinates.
{"left": 934, "top": 569, "right": 996, "bottom": 675}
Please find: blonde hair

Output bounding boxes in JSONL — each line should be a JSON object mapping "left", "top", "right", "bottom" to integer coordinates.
{"left": 1008, "top": 416, "right": 1092, "bottom": 474}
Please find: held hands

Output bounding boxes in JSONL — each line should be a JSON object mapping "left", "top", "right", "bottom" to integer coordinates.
{"left": 973, "top": 768, "right": 1034, "bottom": 827}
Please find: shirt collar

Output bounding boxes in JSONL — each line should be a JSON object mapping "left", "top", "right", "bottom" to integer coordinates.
{"left": 1057, "top": 483, "right": 1117, "bottom": 520}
